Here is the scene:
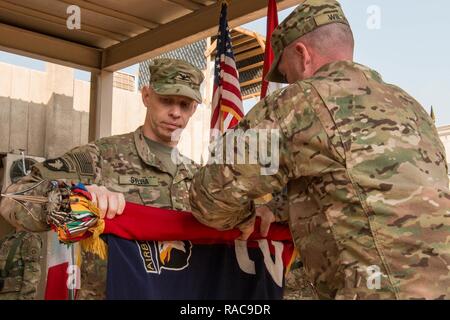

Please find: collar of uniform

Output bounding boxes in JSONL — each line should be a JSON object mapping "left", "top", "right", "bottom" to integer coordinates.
{"left": 133, "top": 126, "right": 195, "bottom": 180}
{"left": 313, "top": 60, "right": 383, "bottom": 83}
{"left": 173, "top": 156, "right": 197, "bottom": 184}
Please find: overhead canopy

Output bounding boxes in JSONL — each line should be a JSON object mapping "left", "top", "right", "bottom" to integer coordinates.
{"left": 0, "top": 0, "right": 302, "bottom": 73}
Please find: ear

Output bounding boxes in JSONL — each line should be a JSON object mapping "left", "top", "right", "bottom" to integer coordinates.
{"left": 189, "top": 102, "right": 198, "bottom": 117}
{"left": 141, "top": 86, "right": 152, "bottom": 109}
{"left": 294, "top": 41, "right": 312, "bottom": 68}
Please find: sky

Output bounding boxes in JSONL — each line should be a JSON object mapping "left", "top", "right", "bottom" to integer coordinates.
{"left": 1, "top": 0, "right": 449, "bottom": 125}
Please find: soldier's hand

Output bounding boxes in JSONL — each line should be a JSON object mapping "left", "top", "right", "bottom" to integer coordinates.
{"left": 256, "top": 205, "right": 276, "bottom": 237}
{"left": 85, "top": 185, "right": 126, "bottom": 219}
{"left": 237, "top": 216, "right": 256, "bottom": 241}
{"left": 238, "top": 205, "right": 276, "bottom": 240}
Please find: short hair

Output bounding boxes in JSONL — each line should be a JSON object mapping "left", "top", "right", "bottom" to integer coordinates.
{"left": 298, "top": 23, "right": 354, "bottom": 57}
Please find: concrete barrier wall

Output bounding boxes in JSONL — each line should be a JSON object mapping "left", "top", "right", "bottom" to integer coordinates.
{"left": 0, "top": 62, "right": 89, "bottom": 158}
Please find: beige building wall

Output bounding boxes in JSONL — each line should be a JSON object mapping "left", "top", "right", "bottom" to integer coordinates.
{"left": 0, "top": 62, "right": 90, "bottom": 158}
{"left": 178, "top": 104, "right": 211, "bottom": 164}
{"left": 111, "top": 86, "right": 146, "bottom": 136}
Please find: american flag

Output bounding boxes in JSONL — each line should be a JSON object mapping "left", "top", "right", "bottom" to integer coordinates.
{"left": 210, "top": 2, "right": 244, "bottom": 133}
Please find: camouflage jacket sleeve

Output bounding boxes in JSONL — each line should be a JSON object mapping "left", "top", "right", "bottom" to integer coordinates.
{"left": 0, "top": 143, "right": 103, "bottom": 232}
{"left": 264, "top": 188, "right": 289, "bottom": 223}
{"left": 18, "top": 233, "right": 42, "bottom": 300}
{"left": 190, "top": 82, "right": 329, "bottom": 230}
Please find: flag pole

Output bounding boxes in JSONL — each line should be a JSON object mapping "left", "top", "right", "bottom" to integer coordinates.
{"left": 219, "top": 109, "right": 224, "bottom": 134}
{"left": 430, "top": 106, "right": 436, "bottom": 123}
{"left": 219, "top": 0, "right": 228, "bottom": 134}
{"left": 68, "top": 244, "right": 75, "bottom": 300}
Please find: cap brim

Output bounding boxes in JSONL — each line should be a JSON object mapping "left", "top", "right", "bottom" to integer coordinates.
{"left": 152, "top": 83, "right": 202, "bottom": 103}
{"left": 265, "top": 54, "right": 288, "bottom": 84}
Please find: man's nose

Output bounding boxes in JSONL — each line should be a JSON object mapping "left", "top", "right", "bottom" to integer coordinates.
{"left": 169, "top": 105, "right": 181, "bottom": 118}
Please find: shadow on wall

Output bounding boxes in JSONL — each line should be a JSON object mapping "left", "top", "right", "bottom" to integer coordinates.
{"left": 0, "top": 93, "right": 89, "bottom": 159}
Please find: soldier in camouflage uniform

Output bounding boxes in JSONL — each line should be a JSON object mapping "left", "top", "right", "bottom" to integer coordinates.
{"left": 0, "top": 225, "right": 42, "bottom": 300}
{"left": 0, "top": 58, "right": 203, "bottom": 299}
{"left": 190, "top": 0, "right": 450, "bottom": 299}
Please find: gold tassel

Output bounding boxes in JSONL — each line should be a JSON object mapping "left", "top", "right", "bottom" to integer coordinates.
{"left": 75, "top": 198, "right": 107, "bottom": 259}
{"left": 80, "top": 219, "right": 107, "bottom": 260}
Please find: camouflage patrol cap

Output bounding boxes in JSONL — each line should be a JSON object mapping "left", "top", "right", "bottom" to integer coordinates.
{"left": 149, "top": 58, "right": 204, "bottom": 103}
{"left": 266, "top": 0, "right": 350, "bottom": 83}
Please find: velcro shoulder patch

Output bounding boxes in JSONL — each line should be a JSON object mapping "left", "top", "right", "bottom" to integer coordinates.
{"left": 38, "top": 150, "right": 95, "bottom": 180}
{"left": 38, "top": 155, "right": 79, "bottom": 180}
{"left": 43, "top": 156, "right": 76, "bottom": 173}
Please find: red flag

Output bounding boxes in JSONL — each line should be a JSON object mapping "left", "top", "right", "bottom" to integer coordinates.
{"left": 103, "top": 202, "right": 295, "bottom": 268}
{"left": 260, "top": 0, "right": 280, "bottom": 99}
